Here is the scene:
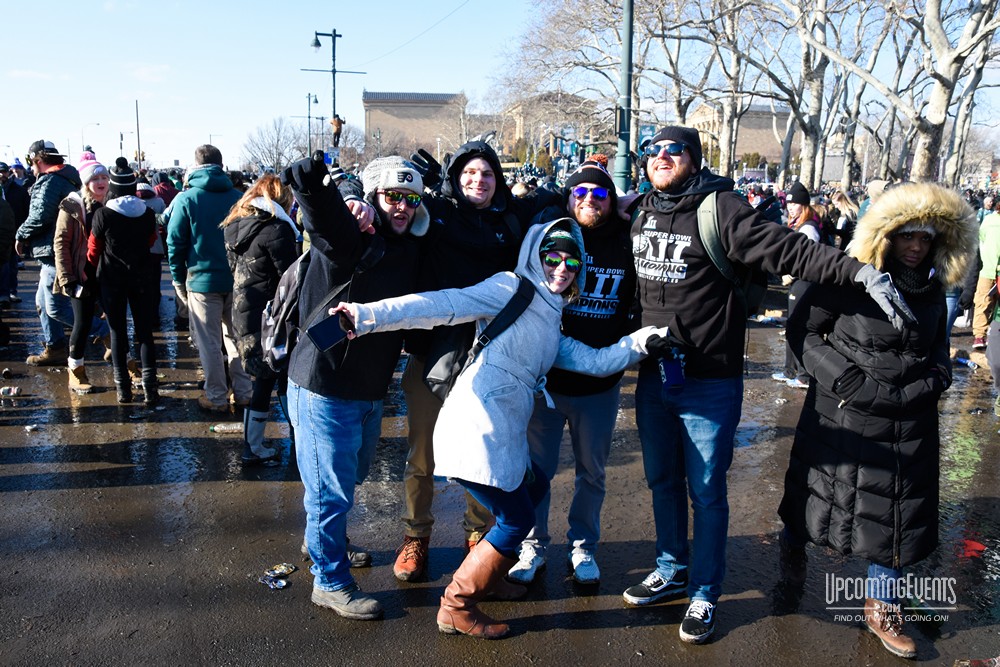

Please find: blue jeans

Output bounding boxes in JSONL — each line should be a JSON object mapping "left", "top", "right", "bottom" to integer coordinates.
{"left": 523, "top": 384, "right": 621, "bottom": 555}
{"left": 867, "top": 562, "right": 904, "bottom": 605}
{"left": 35, "top": 261, "right": 108, "bottom": 347}
{"left": 944, "top": 286, "right": 961, "bottom": 343}
{"left": 459, "top": 461, "right": 550, "bottom": 558}
{"left": 287, "top": 380, "right": 382, "bottom": 591}
{"left": 634, "top": 367, "right": 743, "bottom": 604}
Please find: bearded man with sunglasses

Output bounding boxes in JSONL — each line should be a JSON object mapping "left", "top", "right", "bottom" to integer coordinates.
{"left": 508, "top": 159, "right": 637, "bottom": 587}
{"left": 625, "top": 126, "right": 917, "bottom": 645}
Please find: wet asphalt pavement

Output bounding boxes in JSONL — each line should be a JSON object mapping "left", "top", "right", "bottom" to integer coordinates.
{"left": 1, "top": 266, "right": 998, "bottom": 666}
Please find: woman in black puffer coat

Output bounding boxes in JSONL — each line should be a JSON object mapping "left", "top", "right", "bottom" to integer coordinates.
{"left": 222, "top": 174, "right": 298, "bottom": 465}
{"left": 778, "top": 182, "right": 976, "bottom": 659}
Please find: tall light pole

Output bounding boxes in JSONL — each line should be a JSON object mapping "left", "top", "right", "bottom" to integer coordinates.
{"left": 304, "top": 29, "right": 365, "bottom": 123}
{"left": 81, "top": 122, "right": 99, "bottom": 152}
{"left": 613, "top": 0, "right": 634, "bottom": 191}
{"left": 306, "top": 93, "right": 318, "bottom": 154}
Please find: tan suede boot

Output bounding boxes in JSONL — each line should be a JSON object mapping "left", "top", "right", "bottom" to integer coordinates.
{"left": 27, "top": 343, "right": 68, "bottom": 367}
{"left": 68, "top": 365, "right": 93, "bottom": 394}
{"left": 864, "top": 597, "right": 917, "bottom": 659}
{"left": 437, "top": 540, "right": 516, "bottom": 639}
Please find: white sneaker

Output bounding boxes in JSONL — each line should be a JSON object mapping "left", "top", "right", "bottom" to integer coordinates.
{"left": 507, "top": 543, "right": 546, "bottom": 584}
{"left": 569, "top": 551, "right": 600, "bottom": 584}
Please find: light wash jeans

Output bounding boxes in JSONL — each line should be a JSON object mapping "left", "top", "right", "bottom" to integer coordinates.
{"left": 634, "top": 367, "right": 743, "bottom": 604}
{"left": 36, "top": 261, "right": 108, "bottom": 347}
{"left": 288, "top": 380, "right": 382, "bottom": 591}
{"left": 522, "top": 384, "right": 621, "bottom": 556}
{"left": 187, "top": 291, "right": 251, "bottom": 404}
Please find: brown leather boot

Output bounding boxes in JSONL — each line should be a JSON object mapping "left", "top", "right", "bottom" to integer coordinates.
{"left": 488, "top": 575, "right": 528, "bottom": 601}
{"left": 437, "top": 540, "right": 515, "bottom": 639}
{"left": 864, "top": 597, "right": 917, "bottom": 659}
{"left": 27, "top": 343, "right": 68, "bottom": 367}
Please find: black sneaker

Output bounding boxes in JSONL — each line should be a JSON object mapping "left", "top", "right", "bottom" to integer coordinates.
{"left": 622, "top": 570, "right": 688, "bottom": 605}
{"left": 679, "top": 599, "right": 716, "bottom": 644}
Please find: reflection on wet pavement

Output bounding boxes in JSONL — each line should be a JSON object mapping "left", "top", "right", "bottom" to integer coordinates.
{"left": 2, "top": 271, "right": 998, "bottom": 664}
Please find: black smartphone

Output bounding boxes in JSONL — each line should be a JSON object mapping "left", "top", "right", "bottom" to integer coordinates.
{"left": 306, "top": 313, "right": 353, "bottom": 351}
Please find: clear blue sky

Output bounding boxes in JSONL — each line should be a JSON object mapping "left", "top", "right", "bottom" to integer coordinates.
{"left": 2, "top": 0, "right": 531, "bottom": 169}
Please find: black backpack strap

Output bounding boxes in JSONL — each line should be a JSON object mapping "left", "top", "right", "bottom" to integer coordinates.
{"left": 467, "top": 274, "right": 535, "bottom": 362}
{"left": 301, "top": 234, "right": 387, "bottom": 331}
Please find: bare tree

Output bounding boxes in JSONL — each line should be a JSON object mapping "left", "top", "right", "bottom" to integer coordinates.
{"left": 240, "top": 117, "right": 307, "bottom": 172}
{"left": 791, "top": 0, "right": 1000, "bottom": 181}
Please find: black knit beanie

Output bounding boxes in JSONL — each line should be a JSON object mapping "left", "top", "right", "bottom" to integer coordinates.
{"left": 539, "top": 222, "right": 581, "bottom": 260}
{"left": 787, "top": 181, "right": 810, "bottom": 206}
{"left": 109, "top": 157, "right": 137, "bottom": 198}
{"left": 649, "top": 126, "right": 703, "bottom": 167}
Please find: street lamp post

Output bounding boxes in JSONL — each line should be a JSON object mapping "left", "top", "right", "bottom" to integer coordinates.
{"left": 81, "top": 122, "right": 99, "bottom": 152}
{"left": 307, "top": 93, "right": 318, "bottom": 154}
{"left": 613, "top": 0, "right": 635, "bottom": 191}
{"left": 304, "top": 29, "right": 365, "bottom": 125}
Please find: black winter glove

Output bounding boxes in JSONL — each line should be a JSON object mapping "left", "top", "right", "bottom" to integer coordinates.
{"left": 281, "top": 152, "right": 329, "bottom": 196}
{"left": 409, "top": 148, "right": 444, "bottom": 190}
{"left": 644, "top": 333, "right": 685, "bottom": 360}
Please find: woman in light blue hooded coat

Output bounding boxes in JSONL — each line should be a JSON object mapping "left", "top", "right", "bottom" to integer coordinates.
{"left": 335, "top": 217, "right": 664, "bottom": 639}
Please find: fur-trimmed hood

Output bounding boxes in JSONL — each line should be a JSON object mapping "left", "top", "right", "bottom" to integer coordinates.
{"left": 847, "top": 182, "right": 977, "bottom": 288}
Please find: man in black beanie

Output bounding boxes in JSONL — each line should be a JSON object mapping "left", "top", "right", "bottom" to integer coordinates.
{"left": 508, "top": 158, "right": 637, "bottom": 587}
{"left": 624, "top": 126, "right": 917, "bottom": 644}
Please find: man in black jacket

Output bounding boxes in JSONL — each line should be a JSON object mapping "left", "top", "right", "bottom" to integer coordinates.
{"left": 623, "top": 126, "right": 914, "bottom": 645}
{"left": 0, "top": 161, "right": 29, "bottom": 305}
{"left": 507, "top": 159, "right": 636, "bottom": 587}
{"left": 392, "top": 140, "right": 560, "bottom": 582}
{"left": 282, "top": 155, "right": 428, "bottom": 622}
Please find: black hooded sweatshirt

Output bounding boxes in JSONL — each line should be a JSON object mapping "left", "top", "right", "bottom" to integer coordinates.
{"left": 408, "top": 141, "right": 559, "bottom": 355}
{"left": 630, "top": 168, "right": 865, "bottom": 379}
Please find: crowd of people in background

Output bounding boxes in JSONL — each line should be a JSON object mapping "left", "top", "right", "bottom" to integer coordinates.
{"left": 1, "top": 132, "right": 997, "bottom": 659}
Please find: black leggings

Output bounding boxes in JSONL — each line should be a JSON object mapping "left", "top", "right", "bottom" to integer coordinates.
{"left": 101, "top": 282, "right": 157, "bottom": 375}
{"left": 69, "top": 291, "right": 100, "bottom": 360}
{"left": 249, "top": 373, "right": 285, "bottom": 411}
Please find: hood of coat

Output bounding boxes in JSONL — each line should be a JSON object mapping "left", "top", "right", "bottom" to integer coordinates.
{"left": 847, "top": 182, "right": 977, "bottom": 288}
{"left": 440, "top": 140, "right": 513, "bottom": 211}
{"left": 225, "top": 198, "right": 297, "bottom": 255}
{"left": 104, "top": 195, "right": 149, "bottom": 218}
{"left": 185, "top": 164, "right": 235, "bottom": 193}
{"left": 516, "top": 217, "right": 587, "bottom": 307}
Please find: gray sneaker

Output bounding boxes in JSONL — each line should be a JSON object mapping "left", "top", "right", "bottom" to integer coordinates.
{"left": 569, "top": 550, "right": 600, "bottom": 584}
{"left": 507, "top": 543, "right": 546, "bottom": 584}
{"left": 311, "top": 584, "right": 383, "bottom": 620}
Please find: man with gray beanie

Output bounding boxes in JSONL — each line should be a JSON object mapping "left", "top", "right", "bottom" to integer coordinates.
{"left": 624, "top": 125, "right": 916, "bottom": 644}
{"left": 279, "top": 153, "right": 427, "bottom": 621}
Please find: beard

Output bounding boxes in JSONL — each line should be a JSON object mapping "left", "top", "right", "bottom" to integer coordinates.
{"left": 648, "top": 159, "right": 696, "bottom": 192}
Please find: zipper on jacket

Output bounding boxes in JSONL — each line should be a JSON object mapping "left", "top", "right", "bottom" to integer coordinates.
{"left": 892, "top": 419, "right": 902, "bottom": 569}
